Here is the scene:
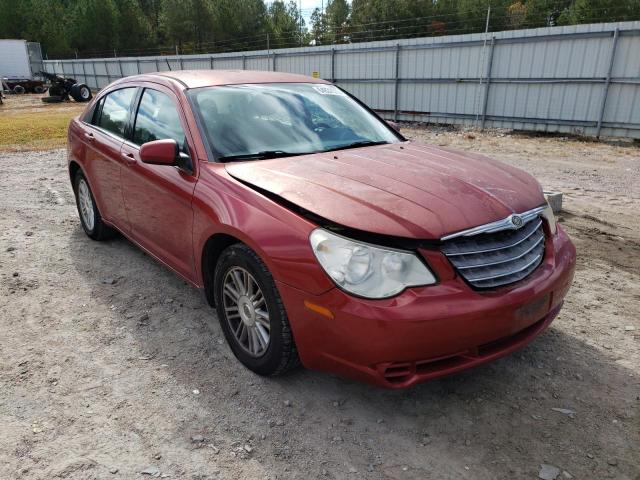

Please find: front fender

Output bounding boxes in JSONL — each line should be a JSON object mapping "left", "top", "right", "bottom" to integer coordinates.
{"left": 192, "top": 164, "right": 335, "bottom": 295}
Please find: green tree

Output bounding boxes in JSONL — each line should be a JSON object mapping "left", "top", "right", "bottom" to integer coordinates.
{"left": 558, "top": 0, "right": 640, "bottom": 24}
{"left": 69, "top": 0, "right": 120, "bottom": 54}
{"left": 212, "top": 0, "right": 268, "bottom": 51}
{"left": 325, "top": 0, "right": 350, "bottom": 43}
{"left": 351, "top": 0, "right": 439, "bottom": 41}
{"left": 2, "top": 0, "right": 640, "bottom": 59}
{"left": 139, "top": 0, "right": 164, "bottom": 44}
{"left": 310, "top": 7, "right": 329, "bottom": 44}
{"left": 160, "top": 0, "right": 214, "bottom": 52}
{"left": 266, "top": 0, "right": 304, "bottom": 48}
{"left": 114, "top": 0, "right": 152, "bottom": 54}
{"left": 0, "top": 0, "right": 30, "bottom": 39}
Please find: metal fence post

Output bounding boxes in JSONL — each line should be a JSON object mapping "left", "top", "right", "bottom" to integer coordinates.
{"left": 117, "top": 59, "right": 124, "bottom": 79}
{"left": 210, "top": 56, "right": 214, "bottom": 69}
{"left": 480, "top": 36, "right": 496, "bottom": 130}
{"left": 155, "top": 58, "right": 160, "bottom": 72}
{"left": 80, "top": 61, "right": 87, "bottom": 85}
{"left": 179, "top": 56, "right": 184, "bottom": 69}
{"left": 394, "top": 43, "right": 401, "bottom": 121}
{"left": 92, "top": 60, "right": 98, "bottom": 88}
{"left": 242, "top": 55, "right": 246, "bottom": 70}
{"left": 330, "top": 48, "right": 335, "bottom": 83}
{"left": 136, "top": 58, "right": 141, "bottom": 74}
{"left": 596, "top": 28, "right": 619, "bottom": 138}
{"left": 272, "top": 52, "right": 276, "bottom": 71}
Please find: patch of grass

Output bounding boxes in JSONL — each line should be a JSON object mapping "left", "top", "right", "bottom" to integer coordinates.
{"left": 0, "top": 95, "right": 85, "bottom": 152}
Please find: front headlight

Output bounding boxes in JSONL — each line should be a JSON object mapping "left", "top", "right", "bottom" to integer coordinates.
{"left": 309, "top": 228, "right": 436, "bottom": 299}
{"left": 541, "top": 203, "right": 557, "bottom": 235}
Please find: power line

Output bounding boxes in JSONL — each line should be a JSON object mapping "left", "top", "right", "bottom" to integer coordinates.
{"left": 66, "top": 5, "right": 638, "bottom": 59}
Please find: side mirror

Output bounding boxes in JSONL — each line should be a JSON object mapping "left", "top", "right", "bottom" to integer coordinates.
{"left": 140, "top": 139, "right": 178, "bottom": 166}
{"left": 387, "top": 120, "right": 401, "bottom": 133}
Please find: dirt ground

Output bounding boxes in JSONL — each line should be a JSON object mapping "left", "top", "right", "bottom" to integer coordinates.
{"left": 1, "top": 100, "right": 639, "bottom": 479}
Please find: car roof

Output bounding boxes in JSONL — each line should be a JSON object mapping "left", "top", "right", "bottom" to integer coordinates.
{"left": 116, "top": 70, "right": 331, "bottom": 90}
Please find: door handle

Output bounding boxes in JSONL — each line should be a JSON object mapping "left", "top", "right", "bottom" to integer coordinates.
{"left": 84, "top": 132, "right": 94, "bottom": 142}
{"left": 121, "top": 152, "right": 136, "bottom": 165}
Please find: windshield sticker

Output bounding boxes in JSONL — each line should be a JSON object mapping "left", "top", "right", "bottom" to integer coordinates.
{"left": 312, "top": 85, "right": 346, "bottom": 96}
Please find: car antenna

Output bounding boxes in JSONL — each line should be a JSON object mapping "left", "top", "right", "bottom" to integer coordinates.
{"left": 165, "top": 58, "right": 172, "bottom": 71}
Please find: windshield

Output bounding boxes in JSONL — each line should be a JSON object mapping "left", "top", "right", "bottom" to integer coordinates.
{"left": 189, "top": 83, "right": 401, "bottom": 161}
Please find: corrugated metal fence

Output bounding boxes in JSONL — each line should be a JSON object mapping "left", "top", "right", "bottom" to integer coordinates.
{"left": 44, "top": 21, "right": 640, "bottom": 139}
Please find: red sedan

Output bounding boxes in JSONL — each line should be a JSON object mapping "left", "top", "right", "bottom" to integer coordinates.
{"left": 67, "top": 70, "right": 576, "bottom": 388}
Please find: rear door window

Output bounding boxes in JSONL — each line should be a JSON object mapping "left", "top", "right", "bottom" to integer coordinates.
{"left": 94, "top": 88, "right": 136, "bottom": 138}
{"left": 133, "top": 89, "right": 188, "bottom": 153}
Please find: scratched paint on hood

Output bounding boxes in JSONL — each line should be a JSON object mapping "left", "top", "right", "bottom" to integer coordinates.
{"left": 225, "top": 142, "right": 545, "bottom": 240}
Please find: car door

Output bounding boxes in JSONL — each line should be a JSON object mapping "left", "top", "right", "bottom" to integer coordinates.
{"left": 81, "top": 87, "right": 138, "bottom": 232}
{"left": 120, "top": 86, "right": 198, "bottom": 281}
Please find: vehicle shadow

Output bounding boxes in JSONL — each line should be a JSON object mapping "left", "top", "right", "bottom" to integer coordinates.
{"left": 68, "top": 227, "right": 639, "bottom": 480}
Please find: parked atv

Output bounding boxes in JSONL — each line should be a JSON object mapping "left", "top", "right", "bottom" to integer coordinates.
{"left": 39, "top": 71, "right": 92, "bottom": 103}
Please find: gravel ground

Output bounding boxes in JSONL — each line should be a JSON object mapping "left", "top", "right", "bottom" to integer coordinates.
{"left": 1, "top": 129, "right": 639, "bottom": 480}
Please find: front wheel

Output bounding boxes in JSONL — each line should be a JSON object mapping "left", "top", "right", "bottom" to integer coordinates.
{"left": 73, "top": 170, "right": 115, "bottom": 240}
{"left": 214, "top": 244, "right": 300, "bottom": 376}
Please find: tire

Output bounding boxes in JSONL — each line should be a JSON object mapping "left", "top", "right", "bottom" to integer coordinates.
{"left": 49, "top": 85, "right": 64, "bottom": 97}
{"left": 214, "top": 243, "right": 300, "bottom": 376}
{"left": 13, "top": 85, "right": 25, "bottom": 94}
{"left": 70, "top": 83, "right": 92, "bottom": 102}
{"left": 34, "top": 85, "right": 46, "bottom": 94}
{"left": 73, "top": 170, "right": 116, "bottom": 241}
{"left": 42, "top": 95, "right": 63, "bottom": 103}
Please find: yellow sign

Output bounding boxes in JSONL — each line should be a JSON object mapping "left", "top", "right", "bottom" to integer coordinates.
{"left": 311, "top": 71, "right": 320, "bottom": 78}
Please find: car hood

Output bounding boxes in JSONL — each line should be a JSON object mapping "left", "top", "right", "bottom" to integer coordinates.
{"left": 224, "top": 142, "right": 545, "bottom": 240}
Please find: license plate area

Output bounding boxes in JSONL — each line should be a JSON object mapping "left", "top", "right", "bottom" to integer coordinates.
{"left": 515, "top": 292, "right": 551, "bottom": 323}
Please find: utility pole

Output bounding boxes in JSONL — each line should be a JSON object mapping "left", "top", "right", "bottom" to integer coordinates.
{"left": 474, "top": 5, "right": 491, "bottom": 125}
{"left": 300, "top": 0, "right": 303, "bottom": 46}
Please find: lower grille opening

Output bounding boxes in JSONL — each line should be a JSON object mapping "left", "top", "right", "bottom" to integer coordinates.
{"left": 376, "top": 311, "right": 552, "bottom": 385}
{"left": 415, "top": 355, "right": 467, "bottom": 375}
{"left": 477, "top": 316, "right": 546, "bottom": 356}
{"left": 382, "top": 363, "right": 412, "bottom": 383}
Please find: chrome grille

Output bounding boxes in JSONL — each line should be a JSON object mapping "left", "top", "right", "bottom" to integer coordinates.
{"left": 441, "top": 216, "right": 546, "bottom": 289}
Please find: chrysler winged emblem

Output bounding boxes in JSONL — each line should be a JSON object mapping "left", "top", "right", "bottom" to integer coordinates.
{"left": 511, "top": 214, "right": 524, "bottom": 228}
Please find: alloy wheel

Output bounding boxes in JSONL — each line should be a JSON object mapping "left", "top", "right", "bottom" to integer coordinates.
{"left": 222, "top": 266, "right": 271, "bottom": 357}
{"left": 77, "top": 178, "right": 95, "bottom": 231}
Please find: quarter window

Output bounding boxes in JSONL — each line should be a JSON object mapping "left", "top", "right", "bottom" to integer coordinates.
{"left": 94, "top": 88, "right": 136, "bottom": 137}
{"left": 133, "top": 89, "right": 187, "bottom": 152}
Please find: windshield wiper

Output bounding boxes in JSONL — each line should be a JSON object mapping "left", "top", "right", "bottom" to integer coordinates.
{"left": 219, "top": 141, "right": 390, "bottom": 161}
{"left": 218, "top": 150, "right": 306, "bottom": 162}
{"left": 323, "top": 140, "right": 389, "bottom": 153}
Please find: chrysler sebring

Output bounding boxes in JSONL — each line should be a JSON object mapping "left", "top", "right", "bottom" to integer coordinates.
{"left": 67, "top": 71, "right": 576, "bottom": 388}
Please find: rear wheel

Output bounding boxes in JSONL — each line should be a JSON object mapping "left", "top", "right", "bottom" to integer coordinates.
{"left": 73, "top": 170, "right": 115, "bottom": 240}
{"left": 214, "top": 244, "right": 300, "bottom": 376}
{"left": 70, "top": 83, "right": 92, "bottom": 102}
{"left": 13, "top": 85, "right": 25, "bottom": 94}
